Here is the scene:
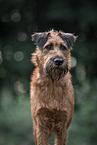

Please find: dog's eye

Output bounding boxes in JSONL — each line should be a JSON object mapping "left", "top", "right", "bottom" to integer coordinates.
{"left": 60, "top": 44, "right": 67, "bottom": 51}
{"left": 45, "top": 44, "right": 53, "bottom": 51}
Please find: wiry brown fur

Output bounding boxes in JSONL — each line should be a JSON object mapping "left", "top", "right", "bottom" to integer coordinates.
{"left": 30, "top": 30, "right": 76, "bottom": 145}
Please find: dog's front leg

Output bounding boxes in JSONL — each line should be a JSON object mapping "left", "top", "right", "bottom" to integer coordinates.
{"left": 35, "top": 119, "right": 49, "bottom": 145}
{"left": 36, "top": 125, "right": 49, "bottom": 145}
{"left": 55, "top": 127, "right": 68, "bottom": 145}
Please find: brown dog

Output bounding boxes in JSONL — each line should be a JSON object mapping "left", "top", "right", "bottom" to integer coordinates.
{"left": 30, "top": 29, "right": 77, "bottom": 145}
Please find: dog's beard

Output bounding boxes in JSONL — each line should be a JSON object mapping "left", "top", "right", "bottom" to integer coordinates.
{"left": 45, "top": 63, "right": 68, "bottom": 82}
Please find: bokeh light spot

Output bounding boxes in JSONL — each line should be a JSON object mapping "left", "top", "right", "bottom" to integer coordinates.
{"left": 14, "top": 51, "right": 24, "bottom": 62}
{"left": 17, "top": 32, "right": 28, "bottom": 42}
{"left": 11, "top": 9, "right": 21, "bottom": 22}
{"left": 14, "top": 81, "right": 26, "bottom": 94}
{"left": 71, "top": 57, "right": 77, "bottom": 68}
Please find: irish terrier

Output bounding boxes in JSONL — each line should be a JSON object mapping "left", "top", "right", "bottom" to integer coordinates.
{"left": 30, "top": 29, "right": 77, "bottom": 145}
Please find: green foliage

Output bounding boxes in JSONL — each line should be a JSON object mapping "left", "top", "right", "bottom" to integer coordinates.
{"left": 68, "top": 79, "right": 97, "bottom": 145}
{"left": 0, "top": 93, "right": 34, "bottom": 145}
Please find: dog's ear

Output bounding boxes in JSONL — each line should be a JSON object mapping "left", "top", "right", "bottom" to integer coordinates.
{"left": 31, "top": 32, "right": 49, "bottom": 49}
{"left": 59, "top": 31, "right": 77, "bottom": 49}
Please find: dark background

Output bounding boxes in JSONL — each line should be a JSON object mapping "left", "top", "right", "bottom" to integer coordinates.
{"left": 0, "top": 0, "right": 97, "bottom": 145}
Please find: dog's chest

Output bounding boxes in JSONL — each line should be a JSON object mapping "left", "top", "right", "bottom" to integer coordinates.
{"left": 37, "top": 83, "right": 68, "bottom": 109}
{"left": 36, "top": 107, "right": 68, "bottom": 132}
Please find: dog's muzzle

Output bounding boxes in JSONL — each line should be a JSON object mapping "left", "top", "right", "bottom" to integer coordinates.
{"left": 45, "top": 57, "right": 68, "bottom": 82}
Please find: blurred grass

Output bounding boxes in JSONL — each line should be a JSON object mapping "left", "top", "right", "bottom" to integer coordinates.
{"left": 0, "top": 90, "right": 34, "bottom": 145}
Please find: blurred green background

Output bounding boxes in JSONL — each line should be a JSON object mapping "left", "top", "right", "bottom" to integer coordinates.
{"left": 0, "top": 0, "right": 97, "bottom": 145}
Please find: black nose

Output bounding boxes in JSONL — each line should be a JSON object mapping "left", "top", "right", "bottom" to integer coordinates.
{"left": 53, "top": 58, "right": 64, "bottom": 66}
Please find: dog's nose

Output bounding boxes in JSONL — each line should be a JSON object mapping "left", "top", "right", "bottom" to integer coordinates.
{"left": 53, "top": 58, "right": 64, "bottom": 66}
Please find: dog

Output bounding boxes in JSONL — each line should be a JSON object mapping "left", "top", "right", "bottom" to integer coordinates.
{"left": 30, "top": 29, "right": 77, "bottom": 145}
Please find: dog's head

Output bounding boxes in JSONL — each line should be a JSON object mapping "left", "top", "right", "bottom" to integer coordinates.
{"left": 32, "top": 29, "right": 77, "bottom": 82}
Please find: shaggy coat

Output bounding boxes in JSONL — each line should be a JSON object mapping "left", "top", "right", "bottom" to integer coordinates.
{"left": 30, "top": 30, "right": 77, "bottom": 145}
